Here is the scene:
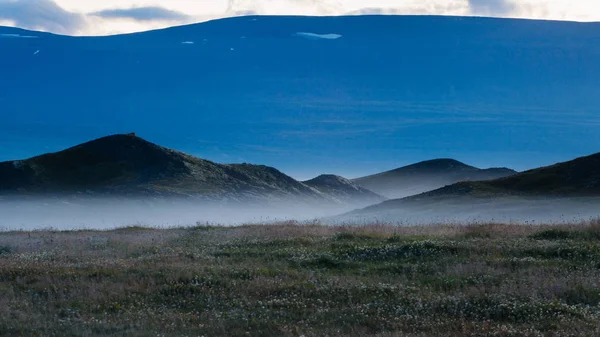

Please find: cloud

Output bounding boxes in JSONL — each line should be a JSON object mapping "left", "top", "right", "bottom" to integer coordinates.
{"left": 226, "top": 0, "right": 344, "bottom": 16}
{"left": 0, "top": 0, "right": 84, "bottom": 34}
{"left": 468, "top": 0, "right": 515, "bottom": 15}
{"left": 91, "top": 6, "right": 191, "bottom": 22}
{"left": 349, "top": 1, "right": 469, "bottom": 16}
{"left": 505, "top": 0, "right": 600, "bottom": 22}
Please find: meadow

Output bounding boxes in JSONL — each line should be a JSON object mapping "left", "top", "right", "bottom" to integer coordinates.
{"left": 0, "top": 221, "right": 599, "bottom": 336}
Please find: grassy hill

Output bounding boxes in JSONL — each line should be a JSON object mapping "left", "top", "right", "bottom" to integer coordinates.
{"left": 0, "top": 134, "right": 324, "bottom": 202}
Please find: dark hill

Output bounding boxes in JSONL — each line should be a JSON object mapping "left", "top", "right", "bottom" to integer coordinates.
{"left": 0, "top": 134, "right": 188, "bottom": 191}
{"left": 421, "top": 152, "right": 600, "bottom": 198}
{"left": 353, "top": 159, "right": 516, "bottom": 198}
{"left": 303, "top": 174, "right": 386, "bottom": 206}
{"left": 336, "top": 152, "right": 600, "bottom": 224}
{"left": 0, "top": 134, "right": 323, "bottom": 202}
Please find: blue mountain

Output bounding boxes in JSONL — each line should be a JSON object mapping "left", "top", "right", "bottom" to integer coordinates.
{"left": 2, "top": 15, "right": 600, "bottom": 178}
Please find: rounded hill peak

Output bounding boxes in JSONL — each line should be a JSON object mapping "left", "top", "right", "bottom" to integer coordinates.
{"left": 413, "top": 158, "right": 470, "bottom": 167}
{"left": 305, "top": 174, "right": 350, "bottom": 185}
{"left": 396, "top": 159, "right": 476, "bottom": 173}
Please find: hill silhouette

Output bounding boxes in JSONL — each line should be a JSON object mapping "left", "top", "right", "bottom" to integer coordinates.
{"left": 353, "top": 159, "right": 516, "bottom": 198}
{"left": 419, "top": 152, "right": 600, "bottom": 198}
{"left": 0, "top": 134, "right": 326, "bottom": 202}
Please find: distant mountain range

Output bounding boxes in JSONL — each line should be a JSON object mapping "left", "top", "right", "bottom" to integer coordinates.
{"left": 341, "top": 152, "right": 600, "bottom": 224}
{"left": 353, "top": 159, "right": 516, "bottom": 198}
{"left": 1, "top": 134, "right": 599, "bottom": 225}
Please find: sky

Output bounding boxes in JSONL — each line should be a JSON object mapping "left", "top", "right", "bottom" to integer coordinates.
{"left": 0, "top": 0, "right": 600, "bottom": 35}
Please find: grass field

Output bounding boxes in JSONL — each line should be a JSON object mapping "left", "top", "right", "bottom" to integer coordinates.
{"left": 1, "top": 221, "right": 599, "bottom": 336}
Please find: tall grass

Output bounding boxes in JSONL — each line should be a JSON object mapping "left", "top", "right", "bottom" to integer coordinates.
{"left": 0, "top": 221, "right": 599, "bottom": 336}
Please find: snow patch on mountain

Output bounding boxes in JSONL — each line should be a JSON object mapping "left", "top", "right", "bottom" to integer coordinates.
{"left": 0, "top": 33, "right": 38, "bottom": 39}
{"left": 293, "top": 32, "right": 342, "bottom": 40}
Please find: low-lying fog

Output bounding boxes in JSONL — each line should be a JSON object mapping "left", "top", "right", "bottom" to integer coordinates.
{"left": 0, "top": 197, "right": 348, "bottom": 231}
{"left": 334, "top": 197, "right": 600, "bottom": 225}
{"left": 1, "top": 196, "right": 599, "bottom": 231}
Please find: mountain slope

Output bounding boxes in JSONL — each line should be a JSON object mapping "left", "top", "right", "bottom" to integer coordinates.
{"left": 419, "top": 152, "right": 600, "bottom": 198}
{"left": 2, "top": 16, "right": 600, "bottom": 175}
{"left": 337, "top": 153, "right": 600, "bottom": 224}
{"left": 303, "top": 174, "right": 386, "bottom": 206}
{"left": 0, "top": 134, "right": 324, "bottom": 202}
{"left": 353, "top": 159, "right": 516, "bottom": 198}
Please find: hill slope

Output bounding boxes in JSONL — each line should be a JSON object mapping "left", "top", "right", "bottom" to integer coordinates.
{"left": 303, "top": 174, "right": 386, "bottom": 206}
{"left": 353, "top": 159, "right": 516, "bottom": 198}
{"left": 2, "top": 16, "right": 600, "bottom": 174}
{"left": 0, "top": 134, "right": 325, "bottom": 202}
{"left": 420, "top": 152, "right": 600, "bottom": 198}
{"left": 338, "top": 153, "right": 600, "bottom": 224}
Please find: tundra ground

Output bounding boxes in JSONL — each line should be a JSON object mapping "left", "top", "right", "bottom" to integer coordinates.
{"left": 1, "top": 221, "right": 599, "bottom": 336}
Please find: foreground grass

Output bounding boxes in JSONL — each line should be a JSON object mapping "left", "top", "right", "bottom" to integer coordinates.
{"left": 0, "top": 222, "right": 599, "bottom": 336}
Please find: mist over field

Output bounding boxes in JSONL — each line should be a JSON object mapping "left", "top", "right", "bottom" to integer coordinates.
{"left": 334, "top": 197, "right": 600, "bottom": 225}
{"left": 0, "top": 197, "right": 341, "bottom": 231}
{"left": 2, "top": 195, "right": 599, "bottom": 231}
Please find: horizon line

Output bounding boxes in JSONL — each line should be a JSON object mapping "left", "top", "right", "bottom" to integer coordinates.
{"left": 2, "top": 13, "right": 599, "bottom": 38}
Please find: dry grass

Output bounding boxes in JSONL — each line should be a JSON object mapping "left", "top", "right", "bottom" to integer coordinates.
{"left": 0, "top": 221, "right": 599, "bottom": 336}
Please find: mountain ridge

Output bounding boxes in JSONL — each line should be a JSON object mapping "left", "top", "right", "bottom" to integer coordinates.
{"left": 3, "top": 14, "right": 598, "bottom": 38}
{"left": 353, "top": 159, "right": 517, "bottom": 198}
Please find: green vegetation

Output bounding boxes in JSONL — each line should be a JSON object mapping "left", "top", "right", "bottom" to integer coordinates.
{"left": 1, "top": 221, "right": 599, "bottom": 336}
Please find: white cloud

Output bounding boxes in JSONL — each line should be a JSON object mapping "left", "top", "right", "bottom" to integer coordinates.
{"left": 0, "top": 19, "right": 15, "bottom": 26}
{"left": 506, "top": 0, "right": 600, "bottom": 21}
{"left": 0, "top": 0, "right": 599, "bottom": 36}
{"left": 54, "top": 0, "right": 228, "bottom": 16}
